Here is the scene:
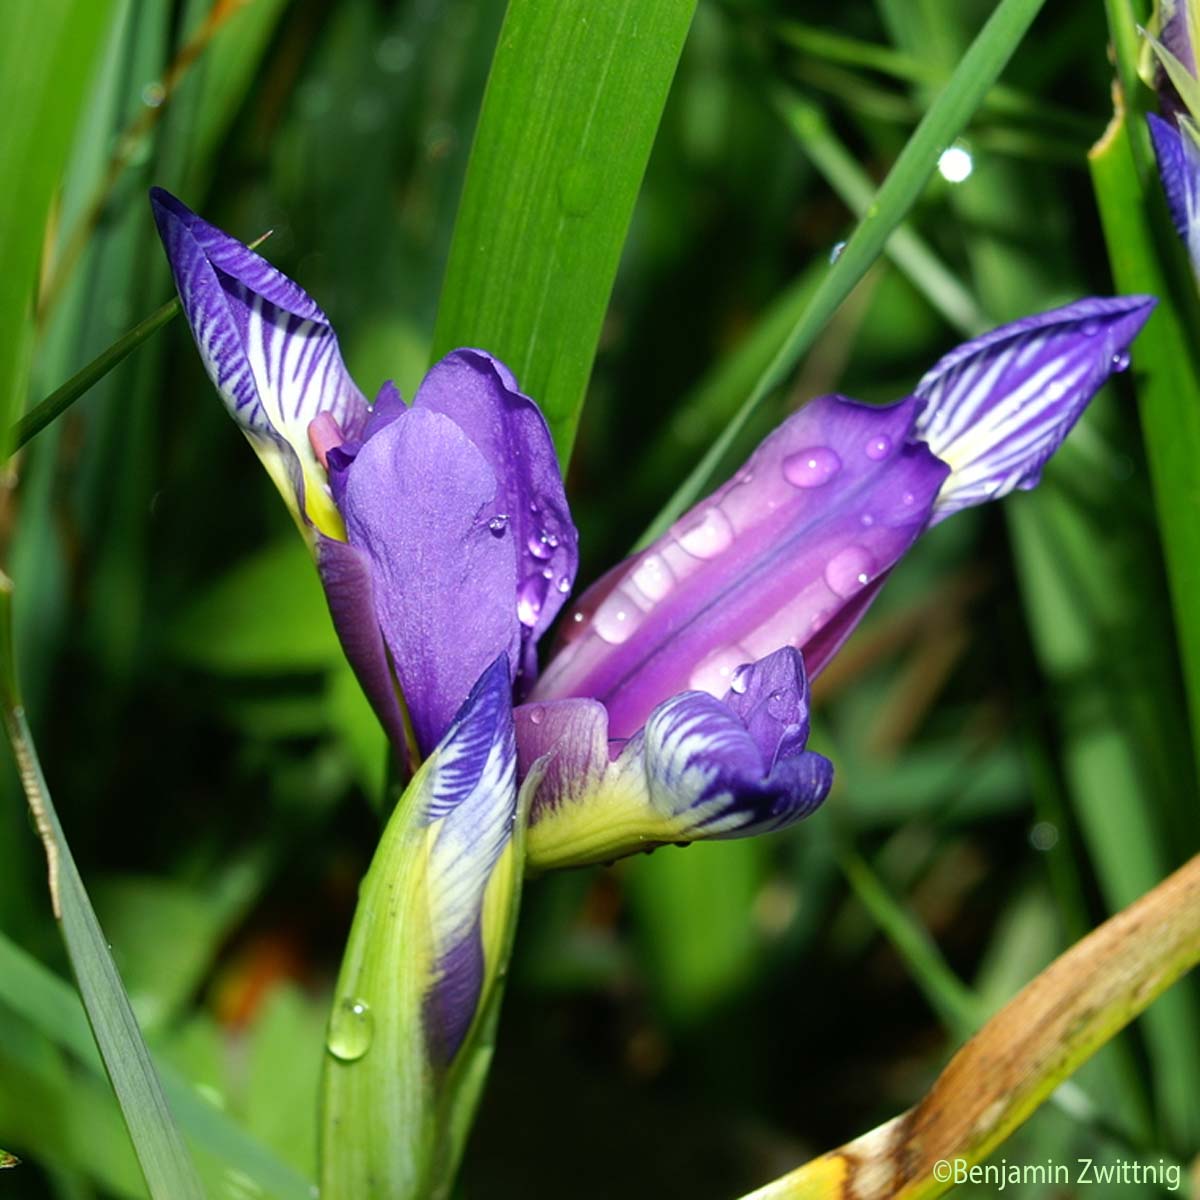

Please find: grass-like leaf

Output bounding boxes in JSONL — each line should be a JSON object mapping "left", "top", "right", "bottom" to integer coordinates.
{"left": 636, "top": 0, "right": 1048, "bottom": 546}
{"left": 0, "top": 575, "right": 204, "bottom": 1200}
{"left": 431, "top": 0, "right": 698, "bottom": 464}
{"left": 0, "top": 0, "right": 116, "bottom": 447}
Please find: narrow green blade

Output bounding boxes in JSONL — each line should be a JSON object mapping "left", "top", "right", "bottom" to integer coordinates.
{"left": 0, "top": 578, "right": 204, "bottom": 1200}
{"left": 637, "top": 0, "right": 1048, "bottom": 546}
{"left": 0, "top": 0, "right": 116, "bottom": 442}
{"left": 431, "top": 0, "right": 698, "bottom": 463}
{"left": 0, "top": 930, "right": 315, "bottom": 1200}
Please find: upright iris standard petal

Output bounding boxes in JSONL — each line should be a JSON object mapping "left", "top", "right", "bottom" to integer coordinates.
{"left": 410, "top": 349, "right": 578, "bottom": 689}
{"left": 321, "top": 657, "right": 522, "bottom": 1197}
{"left": 335, "top": 407, "right": 520, "bottom": 755}
{"left": 150, "top": 188, "right": 369, "bottom": 537}
{"left": 533, "top": 395, "right": 948, "bottom": 740}
{"left": 913, "top": 296, "right": 1157, "bottom": 520}
{"left": 518, "top": 647, "right": 833, "bottom": 871}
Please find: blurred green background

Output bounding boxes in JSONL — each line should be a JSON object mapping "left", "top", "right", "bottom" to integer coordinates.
{"left": 1, "top": 0, "right": 1198, "bottom": 1197}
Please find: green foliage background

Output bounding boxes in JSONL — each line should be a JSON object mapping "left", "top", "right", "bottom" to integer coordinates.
{"left": 1, "top": 0, "right": 1197, "bottom": 1197}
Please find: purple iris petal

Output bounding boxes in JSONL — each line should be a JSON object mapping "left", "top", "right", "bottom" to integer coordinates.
{"left": 149, "top": 188, "right": 368, "bottom": 522}
{"left": 1150, "top": 114, "right": 1192, "bottom": 244}
{"left": 533, "top": 394, "right": 947, "bottom": 739}
{"left": 419, "top": 656, "right": 516, "bottom": 1066}
{"left": 913, "top": 296, "right": 1156, "bottom": 520}
{"left": 517, "top": 647, "right": 832, "bottom": 869}
{"left": 412, "top": 349, "right": 578, "bottom": 690}
{"left": 315, "top": 534, "right": 412, "bottom": 771}
{"left": 336, "top": 406, "right": 520, "bottom": 755}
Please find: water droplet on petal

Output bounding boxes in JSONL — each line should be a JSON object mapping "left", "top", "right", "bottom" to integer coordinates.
{"left": 1080, "top": 318, "right": 1101, "bottom": 336}
{"left": 517, "top": 575, "right": 548, "bottom": 627}
{"left": 783, "top": 446, "right": 841, "bottom": 488}
{"left": 528, "top": 531, "right": 552, "bottom": 559}
{"left": 766, "top": 689, "right": 791, "bottom": 719}
{"left": 690, "top": 645, "right": 753, "bottom": 695}
{"left": 592, "top": 589, "right": 644, "bottom": 645}
{"left": 631, "top": 553, "right": 675, "bottom": 601}
{"left": 1111, "top": 350, "right": 1131, "bottom": 372}
{"left": 677, "top": 507, "right": 734, "bottom": 559}
{"left": 865, "top": 435, "right": 892, "bottom": 461}
{"left": 556, "top": 576, "right": 571, "bottom": 594}
{"left": 488, "top": 514, "right": 509, "bottom": 536}
{"left": 729, "top": 664, "right": 751, "bottom": 695}
{"left": 327, "top": 998, "right": 373, "bottom": 1062}
{"left": 824, "top": 545, "right": 875, "bottom": 598}
{"left": 528, "top": 705, "right": 545, "bottom": 726}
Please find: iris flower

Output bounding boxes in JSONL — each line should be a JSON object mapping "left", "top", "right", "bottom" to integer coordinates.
{"left": 1147, "top": 0, "right": 1200, "bottom": 273}
{"left": 150, "top": 187, "right": 1151, "bottom": 1148}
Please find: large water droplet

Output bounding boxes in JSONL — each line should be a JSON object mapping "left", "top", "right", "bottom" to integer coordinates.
{"left": 865, "top": 434, "right": 892, "bottom": 461}
{"left": 824, "top": 546, "right": 874, "bottom": 598}
{"left": 327, "top": 997, "right": 373, "bottom": 1062}
{"left": 631, "top": 553, "right": 675, "bottom": 601}
{"left": 677, "top": 507, "right": 734, "bottom": 559}
{"left": 517, "top": 575, "right": 549, "bottom": 627}
{"left": 528, "top": 705, "right": 545, "bottom": 726}
{"left": 729, "top": 664, "right": 751, "bottom": 695}
{"left": 783, "top": 446, "right": 841, "bottom": 488}
{"left": 829, "top": 240, "right": 847, "bottom": 264}
{"left": 528, "top": 530, "right": 552, "bottom": 559}
{"left": 488, "top": 514, "right": 509, "bottom": 537}
{"left": 592, "top": 589, "right": 644, "bottom": 645}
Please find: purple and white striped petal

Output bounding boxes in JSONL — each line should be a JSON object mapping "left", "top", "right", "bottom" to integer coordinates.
{"left": 913, "top": 296, "right": 1156, "bottom": 521}
{"left": 150, "top": 187, "right": 368, "bottom": 536}
{"left": 533, "top": 395, "right": 947, "bottom": 739}
{"left": 412, "top": 350, "right": 578, "bottom": 691}
{"left": 419, "top": 656, "right": 518, "bottom": 1065}
{"left": 336, "top": 406, "right": 521, "bottom": 756}
{"left": 519, "top": 647, "right": 832, "bottom": 871}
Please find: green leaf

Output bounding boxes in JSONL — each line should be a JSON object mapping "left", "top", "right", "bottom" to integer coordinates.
{"left": 637, "top": 0, "right": 1049, "bottom": 546}
{"left": 0, "top": 583, "right": 204, "bottom": 1199}
{"left": 431, "top": 0, "right": 699, "bottom": 463}
{"left": 169, "top": 538, "right": 339, "bottom": 675}
{"left": 0, "top": 0, "right": 116, "bottom": 443}
{"left": 0, "top": 930, "right": 314, "bottom": 1200}
{"left": 1090, "top": 108, "right": 1200, "bottom": 780}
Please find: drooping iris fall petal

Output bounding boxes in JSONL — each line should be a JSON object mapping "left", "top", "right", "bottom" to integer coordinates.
{"left": 517, "top": 647, "right": 832, "bottom": 870}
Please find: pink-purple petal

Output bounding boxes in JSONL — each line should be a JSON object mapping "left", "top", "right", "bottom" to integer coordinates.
{"left": 338, "top": 407, "right": 520, "bottom": 755}
{"left": 914, "top": 296, "right": 1156, "bottom": 521}
{"left": 534, "top": 395, "right": 947, "bottom": 738}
